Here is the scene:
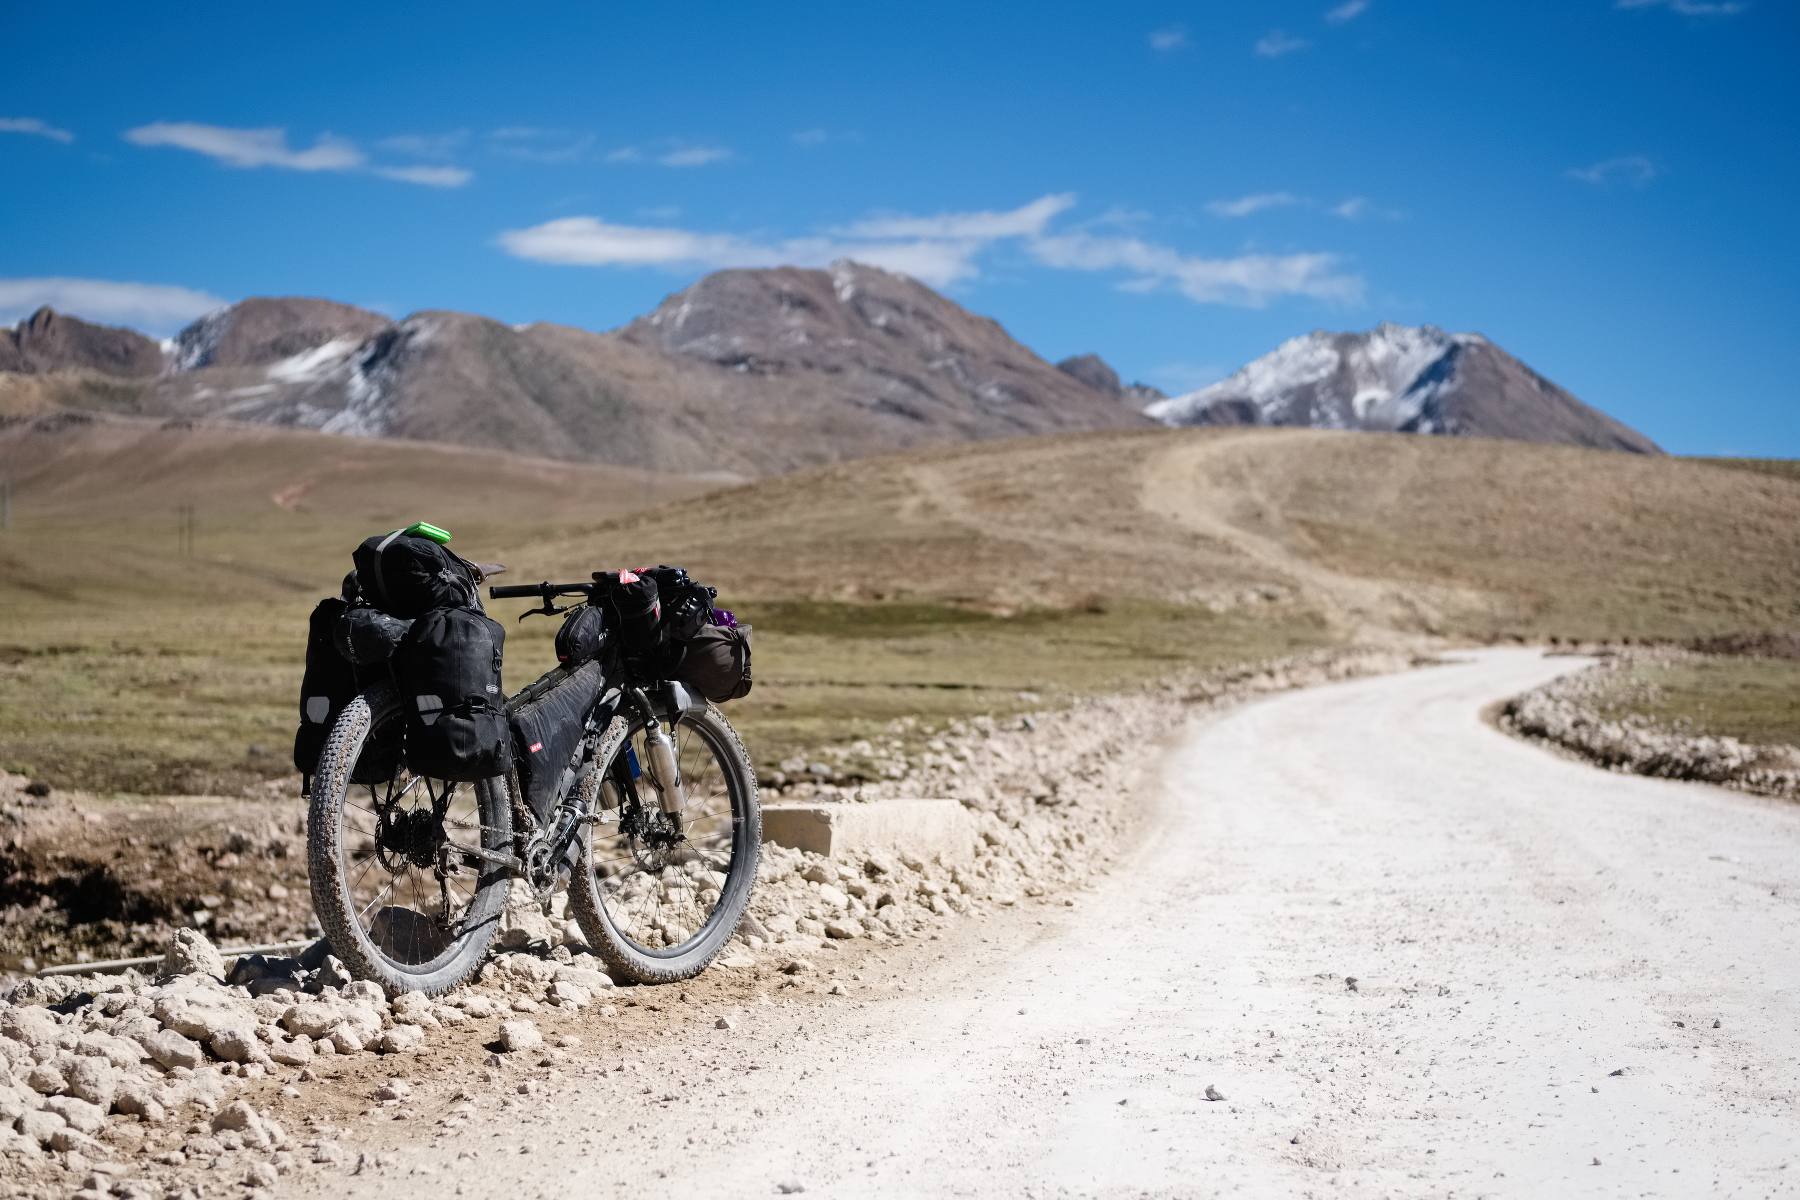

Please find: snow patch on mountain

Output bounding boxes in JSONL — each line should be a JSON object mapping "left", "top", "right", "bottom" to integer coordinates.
{"left": 166, "top": 307, "right": 233, "bottom": 372}
{"left": 265, "top": 336, "right": 361, "bottom": 384}
{"left": 1147, "top": 322, "right": 1486, "bottom": 433}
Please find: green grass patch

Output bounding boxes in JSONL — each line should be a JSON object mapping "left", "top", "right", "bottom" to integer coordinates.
{"left": 1594, "top": 657, "right": 1800, "bottom": 747}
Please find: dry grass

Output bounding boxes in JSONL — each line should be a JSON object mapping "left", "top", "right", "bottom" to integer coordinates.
{"left": 3, "top": 416, "right": 1796, "bottom": 794}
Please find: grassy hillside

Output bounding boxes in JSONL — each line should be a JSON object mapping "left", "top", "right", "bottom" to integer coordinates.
{"left": 2, "top": 415, "right": 1796, "bottom": 794}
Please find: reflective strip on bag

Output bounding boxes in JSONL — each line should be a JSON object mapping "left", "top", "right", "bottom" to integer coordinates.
{"left": 305, "top": 696, "right": 331, "bottom": 724}
{"left": 415, "top": 694, "right": 444, "bottom": 726}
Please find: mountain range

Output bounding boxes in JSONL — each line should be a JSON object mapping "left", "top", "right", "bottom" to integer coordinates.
{"left": 0, "top": 262, "right": 1659, "bottom": 473}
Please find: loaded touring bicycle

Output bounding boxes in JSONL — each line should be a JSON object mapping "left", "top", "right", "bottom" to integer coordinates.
{"left": 295, "top": 523, "right": 757, "bottom": 996}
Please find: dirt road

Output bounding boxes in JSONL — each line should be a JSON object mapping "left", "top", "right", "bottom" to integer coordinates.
{"left": 297, "top": 649, "right": 1798, "bottom": 1198}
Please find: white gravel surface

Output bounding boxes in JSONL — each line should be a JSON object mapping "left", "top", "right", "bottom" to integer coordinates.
{"left": 300, "top": 648, "right": 1797, "bottom": 1199}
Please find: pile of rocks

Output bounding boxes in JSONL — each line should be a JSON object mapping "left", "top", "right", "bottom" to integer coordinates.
{"left": 1502, "top": 651, "right": 1800, "bottom": 799}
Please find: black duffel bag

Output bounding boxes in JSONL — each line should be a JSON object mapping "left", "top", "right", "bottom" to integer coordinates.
{"left": 399, "top": 607, "right": 511, "bottom": 781}
{"left": 508, "top": 661, "right": 609, "bottom": 823}
{"left": 673, "top": 623, "right": 753, "bottom": 703}
{"left": 353, "top": 529, "right": 481, "bottom": 619}
{"left": 335, "top": 605, "right": 412, "bottom": 666}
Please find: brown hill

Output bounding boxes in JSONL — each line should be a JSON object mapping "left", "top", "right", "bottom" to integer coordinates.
{"left": 0, "top": 308, "right": 163, "bottom": 377}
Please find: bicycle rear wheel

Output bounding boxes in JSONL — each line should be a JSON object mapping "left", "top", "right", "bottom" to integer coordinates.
{"left": 567, "top": 703, "right": 760, "bottom": 984}
{"left": 307, "top": 686, "right": 514, "bottom": 995}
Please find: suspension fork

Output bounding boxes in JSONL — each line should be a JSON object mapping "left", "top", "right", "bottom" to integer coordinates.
{"left": 630, "top": 687, "right": 689, "bottom": 816}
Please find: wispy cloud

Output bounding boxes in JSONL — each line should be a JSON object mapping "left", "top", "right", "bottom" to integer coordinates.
{"left": 1615, "top": 0, "right": 1746, "bottom": 14}
{"left": 499, "top": 193, "right": 1363, "bottom": 308}
{"left": 1566, "top": 155, "right": 1660, "bottom": 186}
{"left": 124, "top": 121, "right": 473, "bottom": 186}
{"left": 0, "top": 277, "right": 225, "bottom": 334}
{"left": 792, "top": 128, "right": 862, "bottom": 148}
{"left": 1255, "top": 30, "right": 1311, "bottom": 57}
{"left": 125, "top": 123, "right": 363, "bottom": 171}
{"left": 487, "top": 127, "right": 596, "bottom": 164}
{"left": 605, "top": 146, "right": 643, "bottom": 164}
{"left": 1149, "top": 25, "right": 1189, "bottom": 52}
{"left": 1330, "top": 196, "right": 1403, "bottom": 220}
{"left": 0, "top": 117, "right": 74, "bottom": 144}
{"left": 837, "top": 194, "right": 1076, "bottom": 240}
{"left": 1325, "top": 0, "right": 1370, "bottom": 23}
{"left": 377, "top": 131, "right": 468, "bottom": 159}
{"left": 658, "top": 144, "right": 732, "bottom": 167}
{"left": 1206, "top": 192, "right": 1303, "bottom": 218}
{"left": 371, "top": 164, "right": 472, "bottom": 188}
{"left": 1026, "top": 232, "right": 1362, "bottom": 307}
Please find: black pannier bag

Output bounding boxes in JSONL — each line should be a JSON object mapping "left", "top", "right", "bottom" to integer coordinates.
{"left": 295, "top": 597, "right": 401, "bottom": 784}
{"left": 294, "top": 597, "right": 355, "bottom": 775}
{"left": 353, "top": 529, "right": 480, "bottom": 619}
{"left": 594, "top": 570, "right": 662, "bottom": 656}
{"left": 508, "top": 661, "right": 609, "bottom": 823}
{"left": 399, "top": 607, "right": 511, "bottom": 782}
{"left": 674, "top": 623, "right": 753, "bottom": 703}
{"left": 554, "top": 604, "right": 607, "bottom": 666}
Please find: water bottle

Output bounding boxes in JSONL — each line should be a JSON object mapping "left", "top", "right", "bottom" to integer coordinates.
{"left": 643, "top": 719, "right": 687, "bottom": 814}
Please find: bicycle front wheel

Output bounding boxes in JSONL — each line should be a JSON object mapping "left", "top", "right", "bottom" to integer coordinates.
{"left": 567, "top": 703, "right": 760, "bottom": 984}
{"left": 307, "top": 686, "right": 514, "bottom": 996}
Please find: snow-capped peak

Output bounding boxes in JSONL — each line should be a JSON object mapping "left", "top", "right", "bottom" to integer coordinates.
{"left": 1147, "top": 322, "right": 1485, "bottom": 434}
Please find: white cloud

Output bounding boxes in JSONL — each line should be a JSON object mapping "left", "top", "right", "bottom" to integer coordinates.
{"left": 124, "top": 122, "right": 364, "bottom": 171}
{"left": 123, "top": 121, "right": 476, "bottom": 187}
{"left": 372, "top": 164, "right": 472, "bottom": 188}
{"left": 1026, "top": 231, "right": 1362, "bottom": 307}
{"left": 1325, "top": 0, "right": 1370, "bottom": 23}
{"left": 1566, "top": 155, "right": 1659, "bottom": 186}
{"left": 0, "top": 277, "right": 225, "bottom": 334}
{"left": 1255, "top": 30, "right": 1311, "bottom": 57}
{"left": 499, "top": 194, "right": 1363, "bottom": 307}
{"left": 837, "top": 194, "right": 1077, "bottom": 240}
{"left": 1615, "top": 0, "right": 1745, "bottom": 14}
{"left": 605, "top": 146, "right": 643, "bottom": 164}
{"left": 658, "top": 144, "right": 732, "bottom": 167}
{"left": 0, "top": 117, "right": 74, "bottom": 144}
{"left": 1149, "top": 25, "right": 1189, "bottom": 52}
{"left": 1206, "top": 192, "right": 1302, "bottom": 218}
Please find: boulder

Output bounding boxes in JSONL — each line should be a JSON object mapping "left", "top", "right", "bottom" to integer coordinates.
{"left": 160, "top": 930, "right": 226, "bottom": 981}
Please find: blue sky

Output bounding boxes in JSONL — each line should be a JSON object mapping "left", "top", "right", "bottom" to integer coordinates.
{"left": 2, "top": 1, "right": 1795, "bottom": 455}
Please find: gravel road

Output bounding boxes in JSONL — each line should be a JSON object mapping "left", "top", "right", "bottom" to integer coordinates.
{"left": 304, "top": 649, "right": 1798, "bottom": 1199}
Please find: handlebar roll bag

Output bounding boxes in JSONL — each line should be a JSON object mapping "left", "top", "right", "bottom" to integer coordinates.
{"left": 399, "top": 607, "right": 511, "bottom": 782}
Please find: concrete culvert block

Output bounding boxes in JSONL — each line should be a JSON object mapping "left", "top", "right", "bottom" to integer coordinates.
{"left": 762, "top": 800, "right": 975, "bottom": 862}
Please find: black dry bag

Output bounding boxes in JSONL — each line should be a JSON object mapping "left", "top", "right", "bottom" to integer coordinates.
{"left": 674, "top": 623, "right": 753, "bottom": 704}
{"left": 399, "top": 607, "right": 511, "bottom": 782}
{"left": 353, "top": 530, "right": 480, "bottom": 619}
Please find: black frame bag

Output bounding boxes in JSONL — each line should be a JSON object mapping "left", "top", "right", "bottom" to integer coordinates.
{"left": 399, "top": 608, "right": 511, "bottom": 782}
{"left": 508, "top": 661, "right": 609, "bottom": 823}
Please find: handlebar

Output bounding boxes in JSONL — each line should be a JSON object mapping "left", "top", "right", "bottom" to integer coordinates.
{"left": 489, "top": 581, "right": 596, "bottom": 600}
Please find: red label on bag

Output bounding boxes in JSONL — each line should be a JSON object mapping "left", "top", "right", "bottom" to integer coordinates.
{"left": 529, "top": 742, "right": 543, "bottom": 754}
